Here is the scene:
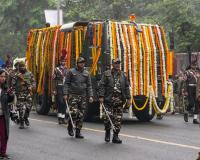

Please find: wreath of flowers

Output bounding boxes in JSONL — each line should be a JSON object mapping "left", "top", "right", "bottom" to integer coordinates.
{"left": 26, "top": 21, "right": 173, "bottom": 116}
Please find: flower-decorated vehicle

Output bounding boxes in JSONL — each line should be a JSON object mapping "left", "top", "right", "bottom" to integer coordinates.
{"left": 26, "top": 18, "right": 174, "bottom": 122}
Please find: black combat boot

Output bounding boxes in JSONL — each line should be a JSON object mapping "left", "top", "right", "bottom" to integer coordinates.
{"left": 105, "top": 130, "right": 111, "bottom": 142}
{"left": 24, "top": 118, "right": 30, "bottom": 126}
{"left": 112, "top": 132, "right": 122, "bottom": 144}
{"left": 75, "top": 129, "right": 84, "bottom": 139}
{"left": 61, "top": 118, "right": 67, "bottom": 124}
{"left": 58, "top": 117, "right": 62, "bottom": 125}
{"left": 184, "top": 113, "right": 188, "bottom": 122}
{"left": 193, "top": 119, "right": 200, "bottom": 124}
{"left": 67, "top": 122, "right": 74, "bottom": 136}
{"left": 156, "top": 114, "right": 163, "bottom": 120}
{"left": 19, "top": 120, "right": 24, "bottom": 129}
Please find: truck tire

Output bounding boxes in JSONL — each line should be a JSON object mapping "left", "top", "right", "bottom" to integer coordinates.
{"left": 133, "top": 96, "right": 155, "bottom": 122}
{"left": 35, "top": 93, "right": 50, "bottom": 115}
{"left": 84, "top": 102, "right": 99, "bottom": 121}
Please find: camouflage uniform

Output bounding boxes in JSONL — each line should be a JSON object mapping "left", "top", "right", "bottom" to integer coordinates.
{"left": 103, "top": 71, "right": 124, "bottom": 132}
{"left": 10, "top": 62, "right": 35, "bottom": 128}
{"left": 63, "top": 57, "right": 93, "bottom": 138}
{"left": 99, "top": 59, "right": 131, "bottom": 143}
{"left": 53, "top": 65, "right": 68, "bottom": 124}
{"left": 6, "top": 67, "right": 18, "bottom": 123}
{"left": 68, "top": 95, "right": 87, "bottom": 130}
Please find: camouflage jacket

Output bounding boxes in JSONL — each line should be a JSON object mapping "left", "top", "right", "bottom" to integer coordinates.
{"left": 63, "top": 67, "right": 93, "bottom": 97}
{"left": 98, "top": 69, "right": 131, "bottom": 102}
{"left": 9, "top": 70, "right": 35, "bottom": 95}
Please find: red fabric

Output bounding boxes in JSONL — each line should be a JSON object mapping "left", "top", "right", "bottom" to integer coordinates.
{"left": 0, "top": 117, "right": 8, "bottom": 155}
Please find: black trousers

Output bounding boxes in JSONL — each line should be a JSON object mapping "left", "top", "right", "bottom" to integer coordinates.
{"left": 56, "top": 86, "right": 66, "bottom": 118}
{"left": 187, "top": 86, "right": 199, "bottom": 114}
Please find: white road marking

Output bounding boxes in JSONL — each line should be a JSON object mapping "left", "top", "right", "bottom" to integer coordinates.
{"left": 30, "top": 118, "right": 200, "bottom": 150}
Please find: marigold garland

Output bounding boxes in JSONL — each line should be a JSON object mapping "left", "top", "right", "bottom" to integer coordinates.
{"left": 26, "top": 21, "right": 172, "bottom": 115}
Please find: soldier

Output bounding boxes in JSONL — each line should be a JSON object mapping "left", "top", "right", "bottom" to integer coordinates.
{"left": 5, "top": 54, "right": 13, "bottom": 69}
{"left": 63, "top": 57, "right": 93, "bottom": 139}
{"left": 98, "top": 58, "right": 131, "bottom": 144}
{"left": 10, "top": 61, "right": 35, "bottom": 129}
{"left": 183, "top": 60, "right": 200, "bottom": 124}
{"left": 52, "top": 49, "right": 68, "bottom": 124}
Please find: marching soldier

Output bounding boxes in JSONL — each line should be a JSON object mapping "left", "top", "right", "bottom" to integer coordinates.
{"left": 183, "top": 60, "right": 200, "bottom": 124}
{"left": 98, "top": 58, "right": 131, "bottom": 144}
{"left": 10, "top": 61, "right": 35, "bottom": 129}
{"left": 52, "top": 50, "right": 68, "bottom": 124}
{"left": 63, "top": 57, "right": 93, "bottom": 139}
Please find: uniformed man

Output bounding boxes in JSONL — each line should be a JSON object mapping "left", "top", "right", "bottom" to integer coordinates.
{"left": 98, "top": 58, "right": 131, "bottom": 144}
{"left": 5, "top": 54, "right": 13, "bottom": 69}
{"left": 10, "top": 61, "right": 35, "bottom": 129}
{"left": 183, "top": 60, "right": 200, "bottom": 124}
{"left": 52, "top": 50, "right": 68, "bottom": 124}
{"left": 63, "top": 57, "right": 93, "bottom": 138}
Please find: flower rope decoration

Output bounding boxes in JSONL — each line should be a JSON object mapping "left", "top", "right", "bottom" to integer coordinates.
{"left": 149, "top": 26, "right": 158, "bottom": 97}
{"left": 156, "top": 26, "right": 167, "bottom": 97}
{"left": 109, "top": 21, "right": 113, "bottom": 64}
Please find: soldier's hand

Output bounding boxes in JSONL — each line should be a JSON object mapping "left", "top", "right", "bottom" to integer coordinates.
{"left": 52, "top": 91, "right": 56, "bottom": 95}
{"left": 127, "top": 99, "right": 132, "bottom": 107}
{"left": 99, "top": 97, "right": 104, "bottom": 104}
{"left": 63, "top": 95, "right": 68, "bottom": 101}
{"left": 89, "top": 97, "right": 93, "bottom": 103}
{"left": 17, "top": 73, "right": 24, "bottom": 80}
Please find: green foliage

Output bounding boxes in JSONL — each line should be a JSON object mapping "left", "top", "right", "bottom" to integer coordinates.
{"left": 0, "top": 0, "right": 200, "bottom": 60}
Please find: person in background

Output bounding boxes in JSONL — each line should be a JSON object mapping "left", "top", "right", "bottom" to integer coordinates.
{"left": 5, "top": 55, "right": 13, "bottom": 69}
{"left": 9, "top": 62, "right": 35, "bottom": 129}
{"left": 0, "top": 69, "right": 14, "bottom": 159}
{"left": 183, "top": 60, "right": 200, "bottom": 124}
{"left": 52, "top": 49, "right": 68, "bottom": 124}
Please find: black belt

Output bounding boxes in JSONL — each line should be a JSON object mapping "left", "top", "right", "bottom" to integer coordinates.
{"left": 188, "top": 84, "right": 196, "bottom": 86}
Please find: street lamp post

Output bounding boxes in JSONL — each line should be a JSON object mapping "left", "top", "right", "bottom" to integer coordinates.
{"left": 57, "top": 0, "right": 61, "bottom": 25}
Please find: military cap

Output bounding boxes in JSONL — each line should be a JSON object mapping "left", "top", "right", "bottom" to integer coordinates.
{"left": 112, "top": 58, "right": 121, "bottom": 64}
{"left": 18, "top": 61, "right": 25, "bottom": 68}
{"left": 191, "top": 59, "right": 198, "bottom": 65}
{"left": 77, "top": 57, "right": 86, "bottom": 63}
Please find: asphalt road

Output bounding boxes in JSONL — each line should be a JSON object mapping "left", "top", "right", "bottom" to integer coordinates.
{"left": 7, "top": 113, "right": 200, "bottom": 160}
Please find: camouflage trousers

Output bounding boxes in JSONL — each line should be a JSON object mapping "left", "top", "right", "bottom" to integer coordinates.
{"left": 68, "top": 95, "right": 87, "bottom": 130}
{"left": 103, "top": 96, "right": 123, "bottom": 133}
{"left": 187, "top": 86, "right": 199, "bottom": 114}
{"left": 16, "top": 99, "right": 32, "bottom": 122}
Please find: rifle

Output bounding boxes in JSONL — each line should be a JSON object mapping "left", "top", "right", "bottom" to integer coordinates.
{"left": 65, "top": 100, "right": 75, "bottom": 136}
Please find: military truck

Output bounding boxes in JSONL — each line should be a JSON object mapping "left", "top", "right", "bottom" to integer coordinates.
{"left": 26, "top": 18, "right": 174, "bottom": 122}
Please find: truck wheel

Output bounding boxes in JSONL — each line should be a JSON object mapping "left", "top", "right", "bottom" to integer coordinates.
{"left": 35, "top": 93, "right": 50, "bottom": 115}
{"left": 84, "top": 102, "right": 99, "bottom": 121}
{"left": 133, "top": 96, "right": 155, "bottom": 122}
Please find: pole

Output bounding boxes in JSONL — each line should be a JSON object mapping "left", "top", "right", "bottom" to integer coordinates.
{"left": 57, "top": 0, "right": 60, "bottom": 25}
{"left": 187, "top": 45, "right": 191, "bottom": 66}
{"left": 100, "top": 103, "right": 116, "bottom": 132}
{"left": 65, "top": 100, "right": 75, "bottom": 136}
